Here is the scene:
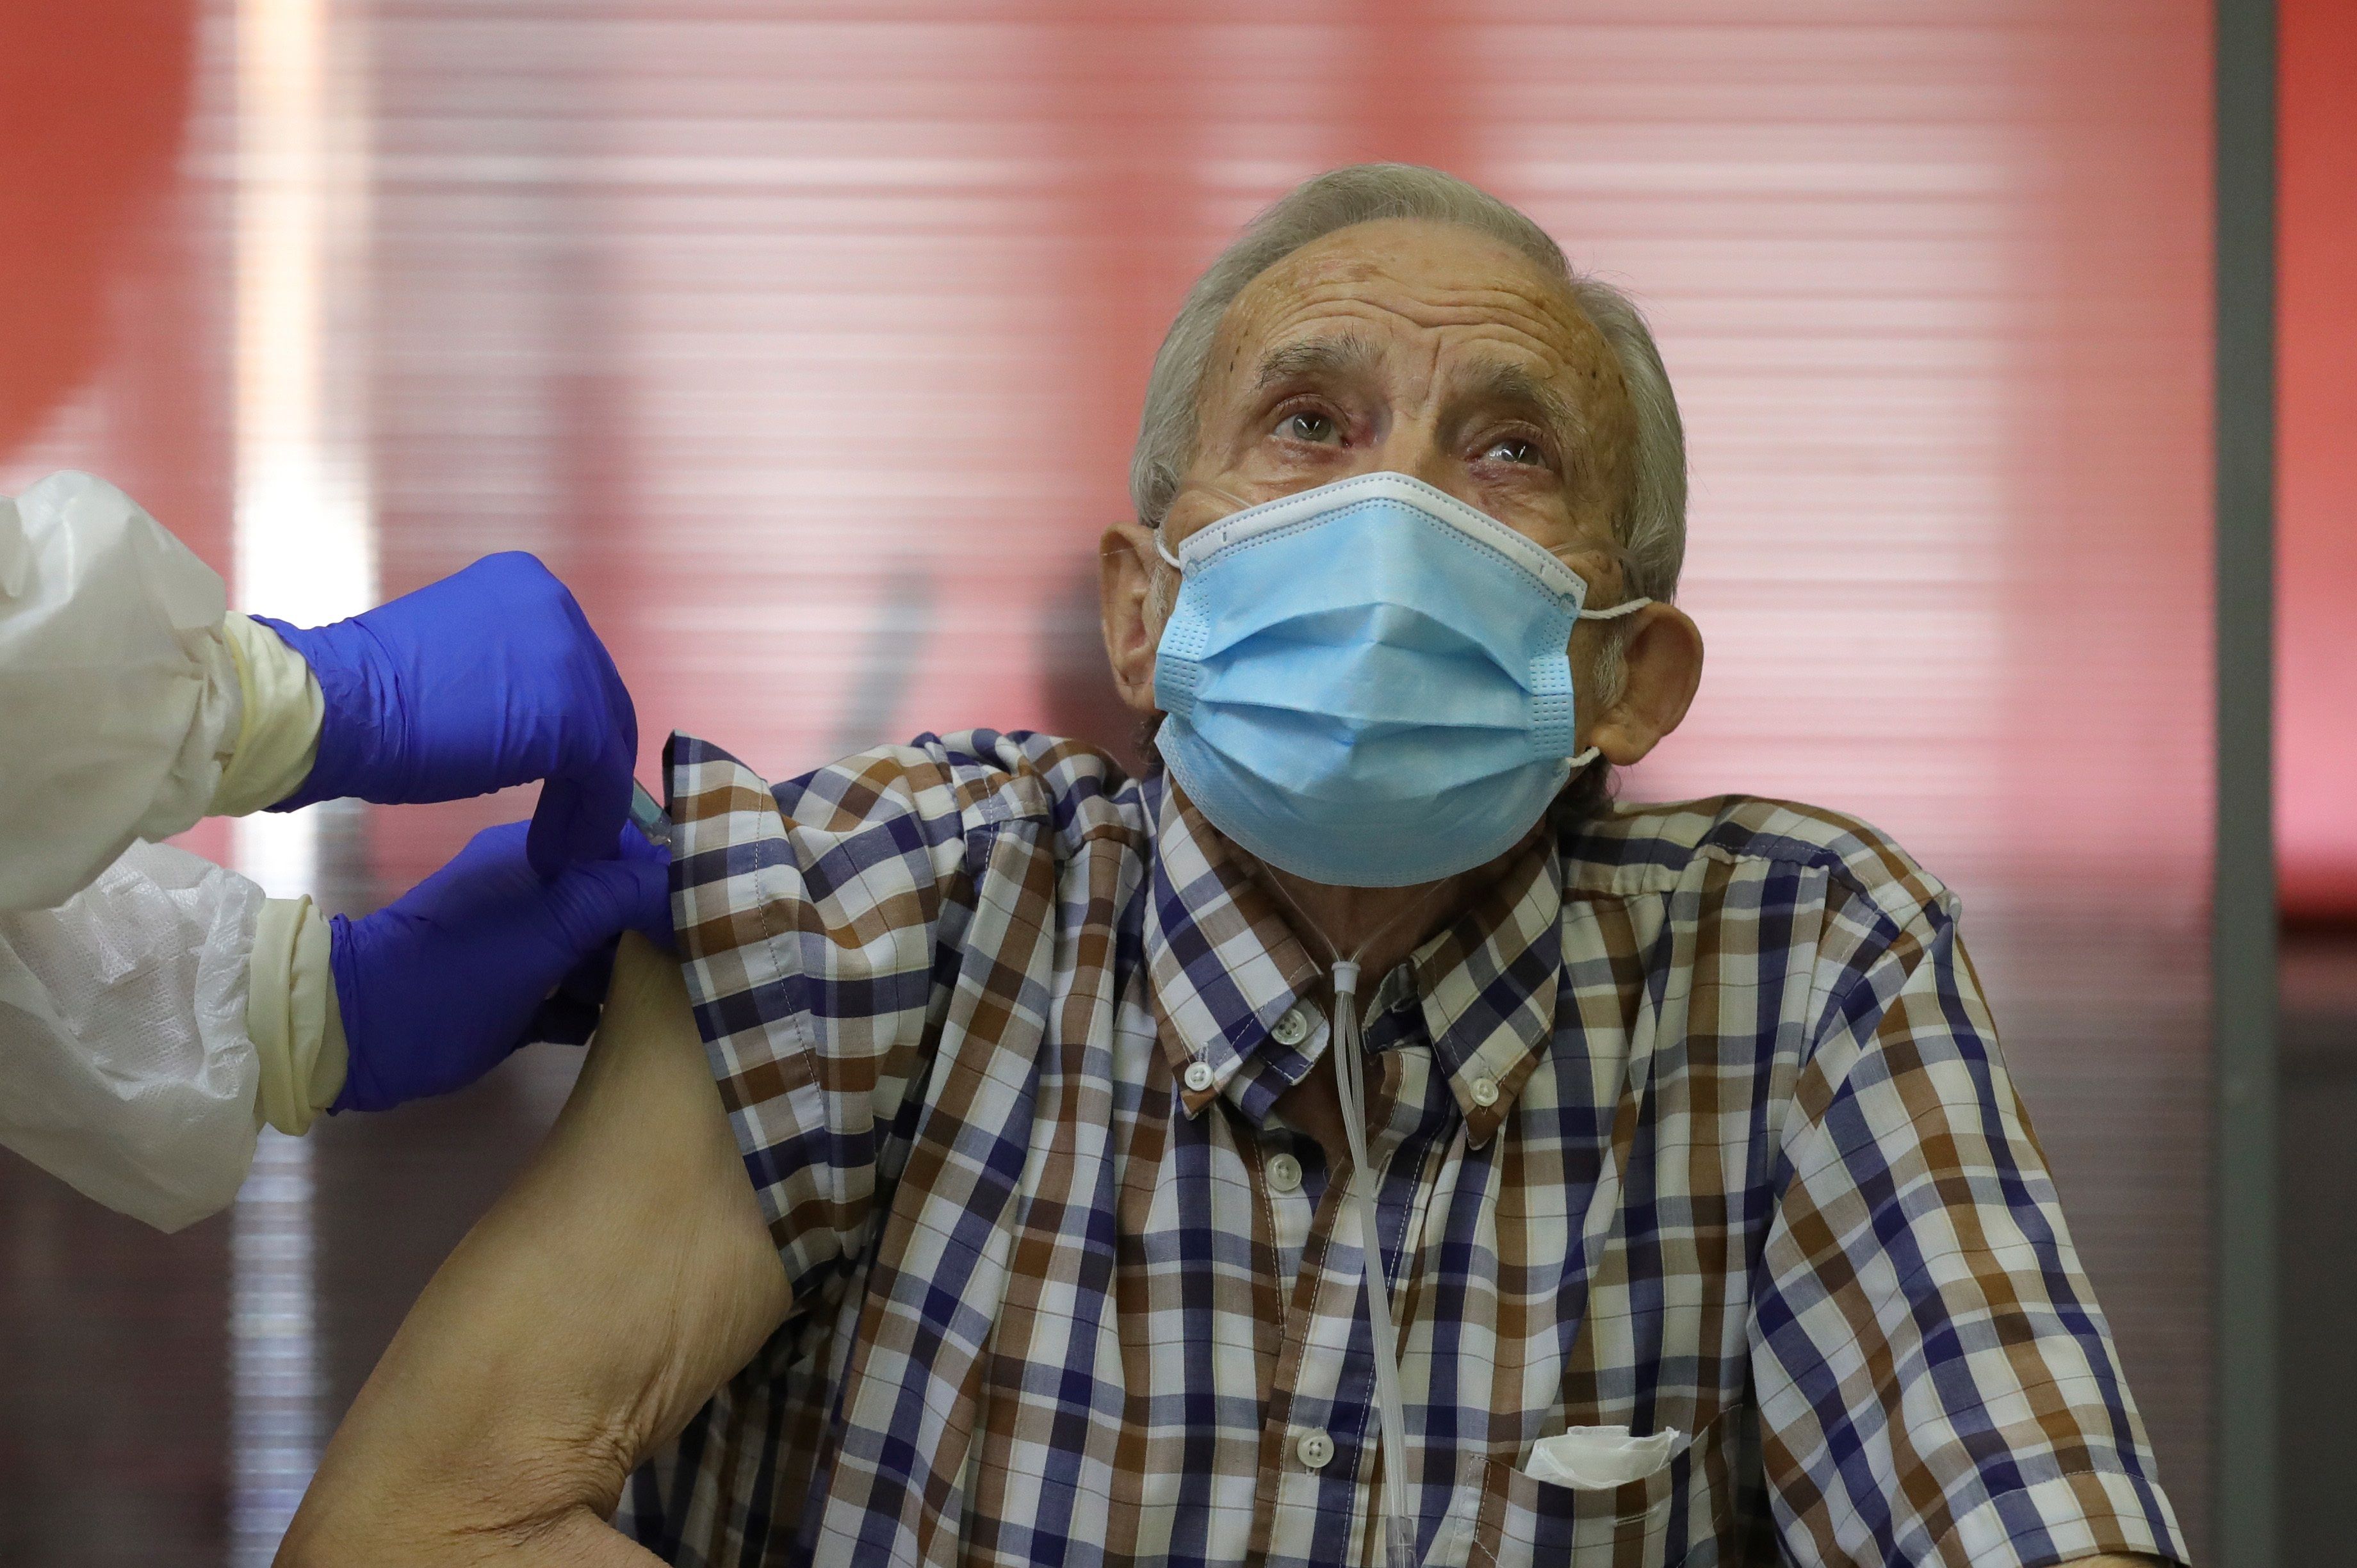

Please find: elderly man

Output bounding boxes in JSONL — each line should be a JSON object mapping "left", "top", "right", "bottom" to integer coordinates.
{"left": 279, "top": 165, "right": 2185, "bottom": 1568}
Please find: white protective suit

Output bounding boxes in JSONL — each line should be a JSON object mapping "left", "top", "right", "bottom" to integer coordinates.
{"left": 1, "top": 472, "right": 347, "bottom": 1232}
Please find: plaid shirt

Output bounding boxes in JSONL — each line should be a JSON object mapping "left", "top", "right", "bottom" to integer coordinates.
{"left": 623, "top": 729, "right": 2185, "bottom": 1568}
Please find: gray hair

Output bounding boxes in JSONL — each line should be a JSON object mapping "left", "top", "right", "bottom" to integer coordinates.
{"left": 1129, "top": 163, "right": 1688, "bottom": 607}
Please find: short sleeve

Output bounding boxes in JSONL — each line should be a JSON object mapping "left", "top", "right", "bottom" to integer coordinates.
{"left": 1750, "top": 890, "right": 2190, "bottom": 1568}
{"left": 664, "top": 731, "right": 1027, "bottom": 1305}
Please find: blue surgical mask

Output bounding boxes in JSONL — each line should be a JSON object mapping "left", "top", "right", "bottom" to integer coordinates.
{"left": 1152, "top": 471, "right": 1648, "bottom": 888}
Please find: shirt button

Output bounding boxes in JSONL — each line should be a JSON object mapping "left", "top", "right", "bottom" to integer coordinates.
{"left": 1469, "top": 1074, "right": 1501, "bottom": 1107}
{"left": 1296, "top": 1428, "right": 1335, "bottom": 1469}
{"left": 1184, "top": 1060, "right": 1215, "bottom": 1093}
{"left": 1270, "top": 1006, "right": 1311, "bottom": 1047}
{"left": 1266, "top": 1152, "right": 1303, "bottom": 1193}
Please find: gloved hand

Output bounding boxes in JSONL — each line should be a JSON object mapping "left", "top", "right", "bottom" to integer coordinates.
{"left": 256, "top": 553, "right": 637, "bottom": 877}
{"left": 328, "top": 821, "right": 671, "bottom": 1114}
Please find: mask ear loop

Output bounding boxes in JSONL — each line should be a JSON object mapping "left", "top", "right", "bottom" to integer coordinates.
{"left": 1579, "top": 596, "right": 1651, "bottom": 622}
{"left": 1152, "top": 481, "right": 1257, "bottom": 571}
{"left": 1256, "top": 873, "right": 1453, "bottom": 1568}
{"left": 1563, "top": 596, "right": 1652, "bottom": 772}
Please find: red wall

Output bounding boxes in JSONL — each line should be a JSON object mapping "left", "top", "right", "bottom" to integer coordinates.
{"left": 2280, "top": 0, "right": 2357, "bottom": 919}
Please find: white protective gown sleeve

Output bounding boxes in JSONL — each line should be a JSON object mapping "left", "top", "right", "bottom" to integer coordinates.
{"left": 0, "top": 473, "right": 347, "bottom": 1231}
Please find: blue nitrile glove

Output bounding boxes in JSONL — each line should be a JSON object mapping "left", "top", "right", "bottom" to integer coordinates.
{"left": 256, "top": 553, "right": 637, "bottom": 877}
{"left": 327, "top": 821, "right": 673, "bottom": 1114}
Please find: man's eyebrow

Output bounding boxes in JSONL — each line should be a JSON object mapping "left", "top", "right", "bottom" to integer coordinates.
{"left": 1250, "top": 332, "right": 1385, "bottom": 393}
{"left": 1449, "top": 359, "right": 1585, "bottom": 445}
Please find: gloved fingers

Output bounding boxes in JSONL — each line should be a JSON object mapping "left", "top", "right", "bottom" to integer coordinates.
{"left": 614, "top": 815, "right": 669, "bottom": 865}
{"left": 524, "top": 714, "right": 635, "bottom": 875}
{"left": 264, "top": 552, "right": 647, "bottom": 840}
{"left": 329, "top": 817, "right": 671, "bottom": 1115}
{"left": 522, "top": 567, "right": 639, "bottom": 875}
{"left": 507, "top": 559, "right": 632, "bottom": 881}
{"left": 544, "top": 834, "right": 674, "bottom": 951}
{"left": 519, "top": 929, "right": 633, "bottom": 1047}
{"left": 615, "top": 817, "right": 677, "bottom": 947}
{"left": 448, "top": 817, "right": 664, "bottom": 937}
{"left": 566, "top": 575, "right": 640, "bottom": 772}
{"left": 329, "top": 904, "right": 548, "bottom": 1115}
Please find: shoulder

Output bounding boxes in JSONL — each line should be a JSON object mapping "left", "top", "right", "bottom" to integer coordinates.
{"left": 1563, "top": 794, "right": 1955, "bottom": 934}
{"left": 671, "top": 728, "right": 1147, "bottom": 872}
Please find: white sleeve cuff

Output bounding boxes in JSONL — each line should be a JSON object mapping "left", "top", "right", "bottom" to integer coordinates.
{"left": 211, "top": 613, "right": 325, "bottom": 817}
{"left": 0, "top": 842, "right": 265, "bottom": 1231}
{"left": 0, "top": 473, "right": 240, "bottom": 911}
{"left": 248, "top": 896, "right": 350, "bottom": 1135}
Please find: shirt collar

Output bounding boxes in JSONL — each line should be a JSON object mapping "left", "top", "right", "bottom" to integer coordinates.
{"left": 1141, "top": 777, "right": 1327, "bottom": 1124}
{"left": 1141, "top": 778, "right": 1563, "bottom": 1139}
{"left": 1403, "top": 831, "right": 1562, "bottom": 1147}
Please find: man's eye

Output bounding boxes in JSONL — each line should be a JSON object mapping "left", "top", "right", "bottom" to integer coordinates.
{"left": 1279, "top": 411, "right": 1338, "bottom": 443}
{"left": 1483, "top": 436, "right": 1545, "bottom": 466}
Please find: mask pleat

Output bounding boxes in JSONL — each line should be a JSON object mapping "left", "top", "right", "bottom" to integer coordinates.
{"left": 1149, "top": 472, "right": 1600, "bottom": 888}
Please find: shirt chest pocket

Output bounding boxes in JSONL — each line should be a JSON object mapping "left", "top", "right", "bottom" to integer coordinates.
{"left": 1449, "top": 1409, "right": 1740, "bottom": 1568}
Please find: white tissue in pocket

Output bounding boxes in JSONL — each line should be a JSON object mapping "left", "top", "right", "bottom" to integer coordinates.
{"left": 1522, "top": 1425, "right": 1688, "bottom": 1490}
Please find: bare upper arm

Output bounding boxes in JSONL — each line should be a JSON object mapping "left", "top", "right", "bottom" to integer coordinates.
{"left": 278, "top": 934, "right": 792, "bottom": 1567}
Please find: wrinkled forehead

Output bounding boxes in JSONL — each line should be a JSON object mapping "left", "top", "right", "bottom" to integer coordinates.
{"left": 1207, "top": 218, "right": 1627, "bottom": 418}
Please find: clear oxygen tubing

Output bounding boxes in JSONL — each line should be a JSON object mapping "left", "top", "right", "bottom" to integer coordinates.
{"left": 1252, "top": 870, "right": 1456, "bottom": 1568}
{"left": 1330, "top": 954, "right": 1421, "bottom": 1568}
{"left": 1150, "top": 473, "right": 1645, "bottom": 1565}
{"left": 1312, "top": 888, "right": 1633, "bottom": 1568}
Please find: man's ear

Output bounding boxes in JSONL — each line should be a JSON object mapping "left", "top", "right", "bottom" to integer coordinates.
{"left": 1098, "top": 521, "right": 1165, "bottom": 718}
{"left": 1584, "top": 603, "right": 1704, "bottom": 767}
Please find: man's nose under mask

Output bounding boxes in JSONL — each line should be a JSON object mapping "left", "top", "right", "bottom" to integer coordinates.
{"left": 1151, "top": 470, "right": 1649, "bottom": 888}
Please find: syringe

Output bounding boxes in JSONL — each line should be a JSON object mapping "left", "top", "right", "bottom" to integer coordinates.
{"left": 628, "top": 780, "right": 673, "bottom": 849}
